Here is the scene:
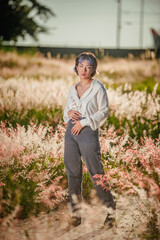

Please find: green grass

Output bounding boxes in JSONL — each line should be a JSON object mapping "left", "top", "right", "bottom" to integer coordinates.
{"left": 1, "top": 106, "right": 159, "bottom": 141}
{"left": 132, "top": 77, "right": 160, "bottom": 94}
{"left": 0, "top": 59, "right": 19, "bottom": 68}
{"left": 82, "top": 170, "right": 94, "bottom": 200}
{"left": 104, "top": 71, "right": 123, "bottom": 80}
{"left": 105, "top": 113, "right": 160, "bottom": 142}
{"left": 0, "top": 107, "right": 63, "bottom": 130}
{"left": 0, "top": 156, "right": 67, "bottom": 218}
{"left": 142, "top": 210, "right": 159, "bottom": 240}
{"left": 0, "top": 45, "right": 39, "bottom": 56}
{"left": 104, "top": 77, "right": 160, "bottom": 94}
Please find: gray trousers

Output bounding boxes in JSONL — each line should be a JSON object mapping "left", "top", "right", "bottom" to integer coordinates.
{"left": 64, "top": 120, "right": 115, "bottom": 212}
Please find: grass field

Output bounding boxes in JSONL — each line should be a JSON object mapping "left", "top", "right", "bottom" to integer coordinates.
{"left": 0, "top": 50, "right": 159, "bottom": 240}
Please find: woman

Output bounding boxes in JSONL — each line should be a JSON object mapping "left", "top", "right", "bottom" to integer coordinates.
{"left": 63, "top": 52, "right": 116, "bottom": 227}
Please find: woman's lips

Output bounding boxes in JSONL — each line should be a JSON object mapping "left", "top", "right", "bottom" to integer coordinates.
{"left": 82, "top": 74, "right": 86, "bottom": 76}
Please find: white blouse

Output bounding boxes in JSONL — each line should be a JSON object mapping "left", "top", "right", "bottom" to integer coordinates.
{"left": 63, "top": 79, "right": 109, "bottom": 130}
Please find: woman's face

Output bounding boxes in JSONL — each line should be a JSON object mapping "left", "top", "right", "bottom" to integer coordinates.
{"left": 76, "top": 59, "right": 94, "bottom": 80}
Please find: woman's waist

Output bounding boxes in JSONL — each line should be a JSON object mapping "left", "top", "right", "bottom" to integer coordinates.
{"left": 68, "top": 116, "right": 86, "bottom": 125}
{"left": 67, "top": 118, "right": 98, "bottom": 133}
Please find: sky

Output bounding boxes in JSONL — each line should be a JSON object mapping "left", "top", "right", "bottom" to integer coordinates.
{"left": 18, "top": 0, "right": 160, "bottom": 49}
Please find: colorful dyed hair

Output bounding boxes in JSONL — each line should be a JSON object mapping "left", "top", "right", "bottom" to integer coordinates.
{"left": 73, "top": 52, "right": 98, "bottom": 77}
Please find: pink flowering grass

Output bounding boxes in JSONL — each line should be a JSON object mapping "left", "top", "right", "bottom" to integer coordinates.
{"left": 94, "top": 127, "right": 160, "bottom": 203}
{"left": 0, "top": 121, "right": 66, "bottom": 218}
{"left": 0, "top": 120, "right": 159, "bottom": 221}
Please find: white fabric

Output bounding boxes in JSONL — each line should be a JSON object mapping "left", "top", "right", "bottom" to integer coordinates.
{"left": 63, "top": 79, "right": 109, "bottom": 130}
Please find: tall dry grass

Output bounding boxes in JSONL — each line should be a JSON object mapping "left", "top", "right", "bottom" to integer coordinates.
{"left": 0, "top": 50, "right": 159, "bottom": 239}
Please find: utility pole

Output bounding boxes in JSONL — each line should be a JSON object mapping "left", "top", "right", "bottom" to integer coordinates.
{"left": 139, "top": 0, "right": 144, "bottom": 48}
{"left": 116, "top": 0, "right": 122, "bottom": 48}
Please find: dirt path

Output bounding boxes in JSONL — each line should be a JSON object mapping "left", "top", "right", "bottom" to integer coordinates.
{"left": 0, "top": 190, "right": 159, "bottom": 240}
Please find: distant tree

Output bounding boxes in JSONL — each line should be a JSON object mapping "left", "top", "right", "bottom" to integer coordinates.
{"left": 0, "top": 0, "right": 55, "bottom": 43}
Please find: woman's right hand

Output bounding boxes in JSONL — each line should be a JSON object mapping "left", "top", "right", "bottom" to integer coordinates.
{"left": 67, "top": 110, "right": 81, "bottom": 120}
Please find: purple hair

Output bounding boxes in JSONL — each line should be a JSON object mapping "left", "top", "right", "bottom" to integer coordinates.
{"left": 73, "top": 52, "right": 98, "bottom": 77}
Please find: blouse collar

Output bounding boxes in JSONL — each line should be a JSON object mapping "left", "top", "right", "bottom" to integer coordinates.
{"left": 73, "top": 79, "right": 96, "bottom": 102}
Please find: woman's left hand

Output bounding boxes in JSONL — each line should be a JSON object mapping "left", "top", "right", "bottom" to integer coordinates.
{"left": 71, "top": 120, "right": 83, "bottom": 135}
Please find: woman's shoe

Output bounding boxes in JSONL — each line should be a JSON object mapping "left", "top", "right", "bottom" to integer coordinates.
{"left": 104, "top": 213, "right": 115, "bottom": 229}
{"left": 70, "top": 216, "right": 81, "bottom": 227}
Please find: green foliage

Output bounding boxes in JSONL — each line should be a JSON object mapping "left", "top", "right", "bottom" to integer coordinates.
{"left": 104, "top": 77, "right": 160, "bottom": 94}
{"left": 0, "top": 0, "right": 55, "bottom": 42}
{"left": 1, "top": 106, "right": 159, "bottom": 142}
{"left": 0, "top": 156, "right": 65, "bottom": 218}
{"left": 1, "top": 168, "right": 40, "bottom": 218}
{"left": 142, "top": 210, "right": 159, "bottom": 240}
{"left": 0, "top": 153, "right": 95, "bottom": 218}
{"left": 106, "top": 113, "right": 160, "bottom": 142}
{"left": 0, "top": 58, "right": 19, "bottom": 68}
{"left": 131, "top": 77, "right": 160, "bottom": 94}
{"left": 0, "top": 107, "right": 63, "bottom": 130}
{"left": 104, "top": 71, "right": 123, "bottom": 80}
{"left": 50, "top": 157, "right": 68, "bottom": 186}
{"left": 0, "top": 46, "right": 39, "bottom": 56}
{"left": 82, "top": 170, "right": 94, "bottom": 200}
